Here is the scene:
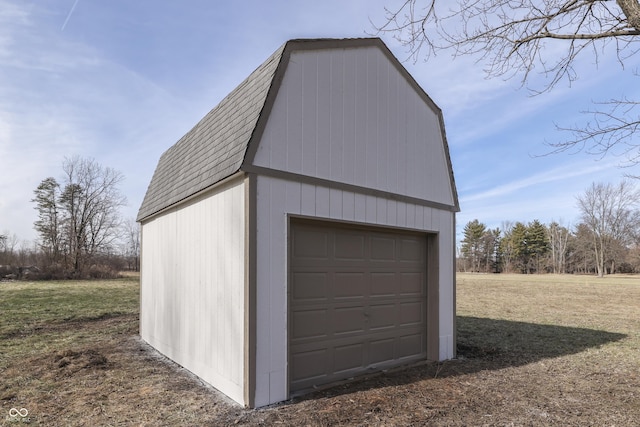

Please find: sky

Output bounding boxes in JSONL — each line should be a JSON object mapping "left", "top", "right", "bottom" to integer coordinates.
{"left": 1, "top": 0, "right": 638, "bottom": 247}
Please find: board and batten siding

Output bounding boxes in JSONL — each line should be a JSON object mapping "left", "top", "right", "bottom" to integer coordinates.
{"left": 252, "top": 46, "right": 455, "bottom": 207}
{"left": 140, "top": 176, "right": 246, "bottom": 404}
{"left": 253, "top": 174, "right": 455, "bottom": 407}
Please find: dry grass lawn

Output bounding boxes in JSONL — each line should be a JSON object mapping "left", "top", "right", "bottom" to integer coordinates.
{"left": 1, "top": 273, "right": 639, "bottom": 425}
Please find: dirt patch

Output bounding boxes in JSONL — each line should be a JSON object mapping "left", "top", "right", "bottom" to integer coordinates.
{"left": 5, "top": 317, "right": 635, "bottom": 426}
{"left": 2, "top": 275, "right": 640, "bottom": 425}
{"left": 1, "top": 312, "right": 131, "bottom": 341}
{"left": 52, "top": 349, "right": 109, "bottom": 371}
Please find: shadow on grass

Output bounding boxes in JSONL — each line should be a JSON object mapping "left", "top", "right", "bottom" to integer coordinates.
{"left": 295, "top": 316, "right": 627, "bottom": 402}
{"left": 455, "top": 316, "right": 626, "bottom": 364}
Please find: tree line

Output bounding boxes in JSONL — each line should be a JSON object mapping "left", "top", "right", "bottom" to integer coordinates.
{"left": 1, "top": 157, "right": 139, "bottom": 280}
{"left": 459, "top": 181, "right": 640, "bottom": 276}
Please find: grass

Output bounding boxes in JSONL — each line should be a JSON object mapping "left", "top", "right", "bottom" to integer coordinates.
{"left": 1, "top": 273, "right": 639, "bottom": 425}
{"left": 1, "top": 277, "right": 138, "bottom": 362}
{"left": 0, "top": 276, "right": 141, "bottom": 425}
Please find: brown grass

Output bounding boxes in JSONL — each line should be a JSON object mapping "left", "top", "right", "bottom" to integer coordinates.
{"left": 1, "top": 273, "right": 639, "bottom": 425}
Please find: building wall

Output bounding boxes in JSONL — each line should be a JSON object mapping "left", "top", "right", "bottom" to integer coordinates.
{"left": 252, "top": 46, "right": 455, "bottom": 207}
{"left": 250, "top": 45, "right": 457, "bottom": 407}
{"left": 253, "top": 175, "right": 455, "bottom": 407}
{"left": 140, "top": 177, "right": 247, "bottom": 405}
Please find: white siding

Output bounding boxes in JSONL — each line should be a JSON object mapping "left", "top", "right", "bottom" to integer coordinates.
{"left": 253, "top": 47, "right": 455, "bottom": 207}
{"left": 140, "top": 177, "right": 246, "bottom": 405}
{"left": 434, "top": 208, "right": 456, "bottom": 360}
{"left": 253, "top": 175, "right": 455, "bottom": 407}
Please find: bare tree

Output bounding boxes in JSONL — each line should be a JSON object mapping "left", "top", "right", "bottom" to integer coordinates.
{"left": 0, "top": 232, "right": 20, "bottom": 273}
{"left": 569, "top": 223, "right": 597, "bottom": 274}
{"left": 0, "top": 232, "right": 18, "bottom": 256}
{"left": 499, "top": 221, "right": 515, "bottom": 273}
{"left": 375, "top": 1, "right": 640, "bottom": 163}
{"left": 0, "top": 233, "right": 9, "bottom": 266}
{"left": 554, "top": 98, "right": 640, "bottom": 165}
{"left": 548, "top": 221, "right": 571, "bottom": 273}
{"left": 59, "top": 156, "right": 127, "bottom": 275}
{"left": 122, "top": 218, "right": 140, "bottom": 271}
{"left": 576, "top": 180, "right": 640, "bottom": 276}
{"left": 31, "top": 157, "right": 127, "bottom": 277}
{"left": 0, "top": 234, "right": 6, "bottom": 256}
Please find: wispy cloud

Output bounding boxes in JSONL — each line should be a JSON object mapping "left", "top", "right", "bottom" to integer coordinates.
{"left": 61, "top": 0, "right": 80, "bottom": 31}
{"left": 462, "top": 159, "right": 618, "bottom": 204}
{"left": 0, "top": 1, "right": 195, "bottom": 240}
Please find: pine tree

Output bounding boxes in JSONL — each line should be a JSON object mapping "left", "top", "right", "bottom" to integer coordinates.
{"left": 461, "top": 219, "right": 487, "bottom": 272}
{"left": 32, "top": 177, "right": 62, "bottom": 264}
{"left": 527, "top": 220, "right": 551, "bottom": 273}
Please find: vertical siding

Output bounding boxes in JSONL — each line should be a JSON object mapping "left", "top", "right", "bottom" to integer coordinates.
{"left": 253, "top": 175, "right": 455, "bottom": 407}
{"left": 140, "top": 177, "right": 246, "bottom": 405}
{"left": 252, "top": 46, "right": 455, "bottom": 207}
{"left": 434, "top": 208, "right": 456, "bottom": 360}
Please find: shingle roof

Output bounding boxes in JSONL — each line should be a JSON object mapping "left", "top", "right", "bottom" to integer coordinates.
{"left": 136, "top": 42, "right": 286, "bottom": 221}
{"left": 137, "top": 38, "right": 459, "bottom": 221}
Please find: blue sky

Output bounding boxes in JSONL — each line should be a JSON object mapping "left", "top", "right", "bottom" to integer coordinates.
{"left": 1, "top": 0, "right": 636, "bottom": 246}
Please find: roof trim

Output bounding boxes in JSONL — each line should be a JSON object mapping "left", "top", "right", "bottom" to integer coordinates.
{"left": 240, "top": 37, "right": 459, "bottom": 211}
{"left": 138, "top": 171, "right": 246, "bottom": 224}
{"left": 244, "top": 164, "right": 459, "bottom": 213}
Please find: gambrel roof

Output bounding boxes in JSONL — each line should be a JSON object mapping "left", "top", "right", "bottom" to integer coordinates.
{"left": 136, "top": 43, "right": 285, "bottom": 221}
{"left": 137, "top": 38, "right": 459, "bottom": 222}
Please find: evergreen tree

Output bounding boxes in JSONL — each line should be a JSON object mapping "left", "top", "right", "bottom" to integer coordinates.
{"left": 506, "top": 220, "right": 550, "bottom": 273}
{"left": 527, "top": 220, "right": 551, "bottom": 273}
{"left": 461, "top": 219, "right": 486, "bottom": 272}
{"left": 509, "top": 222, "right": 530, "bottom": 273}
{"left": 32, "top": 177, "right": 62, "bottom": 264}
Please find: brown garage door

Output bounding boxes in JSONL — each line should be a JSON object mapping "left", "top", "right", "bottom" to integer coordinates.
{"left": 289, "top": 219, "right": 427, "bottom": 394}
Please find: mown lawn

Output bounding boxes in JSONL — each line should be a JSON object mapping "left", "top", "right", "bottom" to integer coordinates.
{"left": 1, "top": 273, "right": 639, "bottom": 425}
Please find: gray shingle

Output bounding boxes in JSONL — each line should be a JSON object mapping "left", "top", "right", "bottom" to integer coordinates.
{"left": 137, "top": 43, "right": 287, "bottom": 221}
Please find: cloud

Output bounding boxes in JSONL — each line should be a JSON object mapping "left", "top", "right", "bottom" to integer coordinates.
{"left": 61, "top": 0, "right": 80, "bottom": 31}
{"left": 0, "top": 1, "right": 198, "bottom": 241}
{"left": 461, "top": 160, "right": 618, "bottom": 204}
{"left": 455, "top": 155, "right": 625, "bottom": 244}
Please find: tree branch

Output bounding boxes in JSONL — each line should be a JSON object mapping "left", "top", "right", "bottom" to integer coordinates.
{"left": 374, "top": 0, "right": 640, "bottom": 90}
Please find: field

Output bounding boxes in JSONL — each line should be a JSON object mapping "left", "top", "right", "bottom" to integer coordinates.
{"left": 1, "top": 273, "right": 639, "bottom": 426}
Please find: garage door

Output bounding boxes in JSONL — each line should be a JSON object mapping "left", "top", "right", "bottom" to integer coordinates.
{"left": 289, "top": 219, "right": 427, "bottom": 394}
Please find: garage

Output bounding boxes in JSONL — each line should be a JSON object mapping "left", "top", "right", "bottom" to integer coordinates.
{"left": 289, "top": 219, "right": 427, "bottom": 393}
{"left": 138, "top": 37, "right": 458, "bottom": 407}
